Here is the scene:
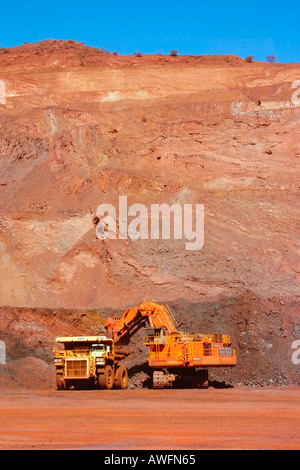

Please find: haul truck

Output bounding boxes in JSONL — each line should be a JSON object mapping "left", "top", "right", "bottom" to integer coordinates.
{"left": 105, "top": 301, "right": 237, "bottom": 389}
{"left": 54, "top": 335, "right": 129, "bottom": 390}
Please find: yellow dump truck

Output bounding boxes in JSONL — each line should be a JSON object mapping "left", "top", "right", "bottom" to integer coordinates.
{"left": 54, "top": 336, "right": 129, "bottom": 390}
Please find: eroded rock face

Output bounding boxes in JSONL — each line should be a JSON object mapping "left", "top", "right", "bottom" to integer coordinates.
{"left": 0, "top": 41, "right": 299, "bottom": 387}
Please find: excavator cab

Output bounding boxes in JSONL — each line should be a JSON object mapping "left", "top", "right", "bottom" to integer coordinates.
{"left": 144, "top": 327, "right": 168, "bottom": 343}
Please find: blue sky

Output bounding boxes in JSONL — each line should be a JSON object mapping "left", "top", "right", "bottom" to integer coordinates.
{"left": 0, "top": 0, "right": 299, "bottom": 63}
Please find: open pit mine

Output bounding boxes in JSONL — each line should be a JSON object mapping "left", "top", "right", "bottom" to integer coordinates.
{"left": 0, "top": 40, "right": 299, "bottom": 391}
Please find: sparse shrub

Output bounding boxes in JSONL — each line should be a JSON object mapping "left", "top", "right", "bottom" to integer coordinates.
{"left": 0, "top": 48, "right": 8, "bottom": 54}
{"left": 267, "top": 55, "right": 277, "bottom": 63}
{"left": 79, "top": 53, "right": 86, "bottom": 66}
{"left": 134, "top": 51, "right": 142, "bottom": 57}
{"left": 113, "top": 51, "right": 118, "bottom": 55}
{"left": 170, "top": 49, "right": 178, "bottom": 56}
{"left": 245, "top": 56, "right": 254, "bottom": 63}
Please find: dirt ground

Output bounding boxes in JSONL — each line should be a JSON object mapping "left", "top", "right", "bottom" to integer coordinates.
{"left": 0, "top": 386, "right": 299, "bottom": 450}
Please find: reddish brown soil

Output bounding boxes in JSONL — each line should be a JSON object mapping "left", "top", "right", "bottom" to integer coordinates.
{"left": 0, "top": 387, "right": 299, "bottom": 450}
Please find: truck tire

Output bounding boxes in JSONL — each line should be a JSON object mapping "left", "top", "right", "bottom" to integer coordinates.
{"left": 114, "top": 366, "right": 128, "bottom": 389}
{"left": 98, "top": 365, "right": 114, "bottom": 390}
{"left": 56, "top": 373, "right": 65, "bottom": 390}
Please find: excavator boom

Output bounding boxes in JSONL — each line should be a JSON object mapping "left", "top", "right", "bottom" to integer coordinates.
{"left": 105, "top": 301, "right": 178, "bottom": 344}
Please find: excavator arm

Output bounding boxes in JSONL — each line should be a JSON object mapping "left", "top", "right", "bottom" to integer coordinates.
{"left": 105, "top": 301, "right": 178, "bottom": 345}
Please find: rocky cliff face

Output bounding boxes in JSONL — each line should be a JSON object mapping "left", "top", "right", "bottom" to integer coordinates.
{"left": 0, "top": 40, "right": 299, "bottom": 387}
